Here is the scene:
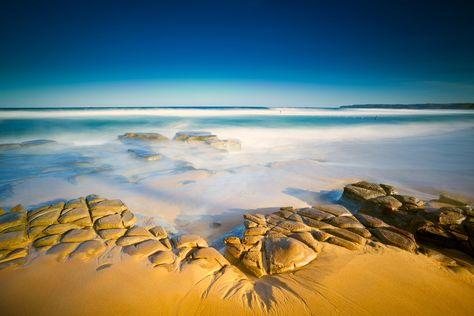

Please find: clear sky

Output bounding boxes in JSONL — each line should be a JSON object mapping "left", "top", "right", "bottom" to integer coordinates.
{"left": 0, "top": 0, "right": 473, "bottom": 107}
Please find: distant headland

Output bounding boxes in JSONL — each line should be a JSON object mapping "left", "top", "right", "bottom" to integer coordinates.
{"left": 339, "top": 103, "right": 474, "bottom": 110}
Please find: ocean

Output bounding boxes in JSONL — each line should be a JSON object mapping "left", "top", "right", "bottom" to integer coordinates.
{"left": 1, "top": 107, "right": 473, "bottom": 238}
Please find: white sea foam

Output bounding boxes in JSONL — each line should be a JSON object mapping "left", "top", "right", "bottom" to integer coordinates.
{"left": 1, "top": 107, "right": 473, "bottom": 119}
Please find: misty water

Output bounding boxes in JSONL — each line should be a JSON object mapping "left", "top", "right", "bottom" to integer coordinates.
{"left": 1, "top": 107, "right": 473, "bottom": 238}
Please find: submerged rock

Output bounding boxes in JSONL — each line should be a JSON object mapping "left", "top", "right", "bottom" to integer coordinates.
{"left": 127, "top": 149, "right": 162, "bottom": 161}
{"left": 20, "top": 139, "right": 57, "bottom": 147}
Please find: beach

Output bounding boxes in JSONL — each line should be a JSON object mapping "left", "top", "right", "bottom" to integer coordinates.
{"left": 0, "top": 107, "right": 473, "bottom": 315}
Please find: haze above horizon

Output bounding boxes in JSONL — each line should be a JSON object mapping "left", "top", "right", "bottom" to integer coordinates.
{"left": 0, "top": 0, "right": 473, "bottom": 108}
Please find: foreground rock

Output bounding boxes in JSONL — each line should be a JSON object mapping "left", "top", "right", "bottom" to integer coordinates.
{"left": 0, "top": 197, "right": 230, "bottom": 277}
{"left": 224, "top": 204, "right": 418, "bottom": 277}
{"left": 341, "top": 180, "right": 473, "bottom": 256}
{"left": 1, "top": 184, "right": 472, "bottom": 277}
{"left": 173, "top": 131, "right": 241, "bottom": 151}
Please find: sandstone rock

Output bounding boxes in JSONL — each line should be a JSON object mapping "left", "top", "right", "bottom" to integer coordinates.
{"left": 242, "top": 235, "right": 264, "bottom": 245}
{"left": 244, "top": 227, "right": 268, "bottom": 236}
{"left": 0, "top": 230, "right": 28, "bottom": 250}
{"left": 69, "top": 240, "right": 106, "bottom": 260}
{"left": 327, "top": 216, "right": 364, "bottom": 229}
{"left": 174, "top": 235, "right": 208, "bottom": 249}
{"left": 365, "top": 196, "right": 403, "bottom": 212}
{"left": 243, "top": 213, "right": 266, "bottom": 226}
{"left": 64, "top": 198, "right": 87, "bottom": 210}
{"left": 354, "top": 212, "right": 389, "bottom": 228}
{"left": 325, "top": 227, "right": 366, "bottom": 245}
{"left": 342, "top": 184, "right": 386, "bottom": 203}
{"left": 371, "top": 227, "right": 417, "bottom": 252}
{"left": 0, "top": 212, "right": 26, "bottom": 233}
{"left": 244, "top": 219, "right": 258, "bottom": 228}
{"left": 416, "top": 223, "right": 460, "bottom": 249}
{"left": 34, "top": 234, "right": 61, "bottom": 248}
{"left": 311, "top": 229, "right": 332, "bottom": 241}
{"left": 301, "top": 217, "right": 333, "bottom": 230}
{"left": 126, "top": 226, "right": 154, "bottom": 237}
{"left": 347, "top": 227, "right": 372, "bottom": 238}
{"left": 438, "top": 193, "right": 471, "bottom": 207}
{"left": 225, "top": 242, "right": 246, "bottom": 259}
{"left": 315, "top": 204, "right": 352, "bottom": 217}
{"left": 191, "top": 247, "right": 230, "bottom": 267}
{"left": 173, "top": 131, "right": 218, "bottom": 143}
{"left": 43, "top": 223, "right": 78, "bottom": 235}
{"left": 90, "top": 200, "right": 126, "bottom": 218}
{"left": 98, "top": 228, "right": 127, "bottom": 240}
{"left": 72, "top": 216, "right": 93, "bottom": 227}
{"left": 393, "top": 195, "right": 424, "bottom": 208}
{"left": 149, "top": 250, "right": 176, "bottom": 266}
{"left": 28, "top": 226, "right": 45, "bottom": 239}
{"left": 297, "top": 207, "right": 334, "bottom": 221}
{"left": 123, "top": 239, "right": 168, "bottom": 257}
{"left": 326, "top": 236, "right": 360, "bottom": 250}
{"left": 121, "top": 210, "right": 137, "bottom": 227}
{"left": 95, "top": 214, "right": 123, "bottom": 230}
{"left": 380, "top": 184, "right": 397, "bottom": 195}
{"left": 29, "top": 209, "right": 61, "bottom": 227}
{"left": 119, "top": 132, "right": 169, "bottom": 142}
{"left": 149, "top": 226, "right": 168, "bottom": 239}
{"left": 290, "top": 232, "right": 322, "bottom": 252}
{"left": 241, "top": 246, "right": 266, "bottom": 277}
{"left": 116, "top": 236, "right": 150, "bottom": 246}
{"left": 161, "top": 238, "right": 172, "bottom": 250}
{"left": 85, "top": 194, "right": 105, "bottom": 206}
{"left": 28, "top": 202, "right": 64, "bottom": 221}
{"left": 61, "top": 228, "right": 96, "bottom": 243}
{"left": 264, "top": 237, "right": 317, "bottom": 274}
{"left": 0, "top": 248, "right": 28, "bottom": 264}
{"left": 277, "top": 220, "right": 311, "bottom": 233}
{"left": 58, "top": 207, "right": 90, "bottom": 224}
{"left": 439, "top": 209, "right": 466, "bottom": 225}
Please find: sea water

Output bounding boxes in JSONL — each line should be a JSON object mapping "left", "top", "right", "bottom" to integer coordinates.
{"left": 1, "top": 107, "right": 473, "bottom": 237}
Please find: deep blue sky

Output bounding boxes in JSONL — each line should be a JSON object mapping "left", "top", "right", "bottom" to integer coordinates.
{"left": 0, "top": 0, "right": 473, "bottom": 107}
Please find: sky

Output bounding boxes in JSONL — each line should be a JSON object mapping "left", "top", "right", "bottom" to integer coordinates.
{"left": 0, "top": 0, "right": 473, "bottom": 107}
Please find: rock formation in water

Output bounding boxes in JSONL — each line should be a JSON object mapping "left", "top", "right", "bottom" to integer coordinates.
{"left": 173, "top": 131, "right": 241, "bottom": 151}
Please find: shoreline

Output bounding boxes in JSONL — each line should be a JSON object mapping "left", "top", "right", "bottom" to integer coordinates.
{"left": 0, "top": 180, "right": 473, "bottom": 315}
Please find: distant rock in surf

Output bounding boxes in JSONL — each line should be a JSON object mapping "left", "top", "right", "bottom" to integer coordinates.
{"left": 173, "top": 131, "right": 241, "bottom": 151}
{"left": 118, "top": 132, "right": 169, "bottom": 142}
